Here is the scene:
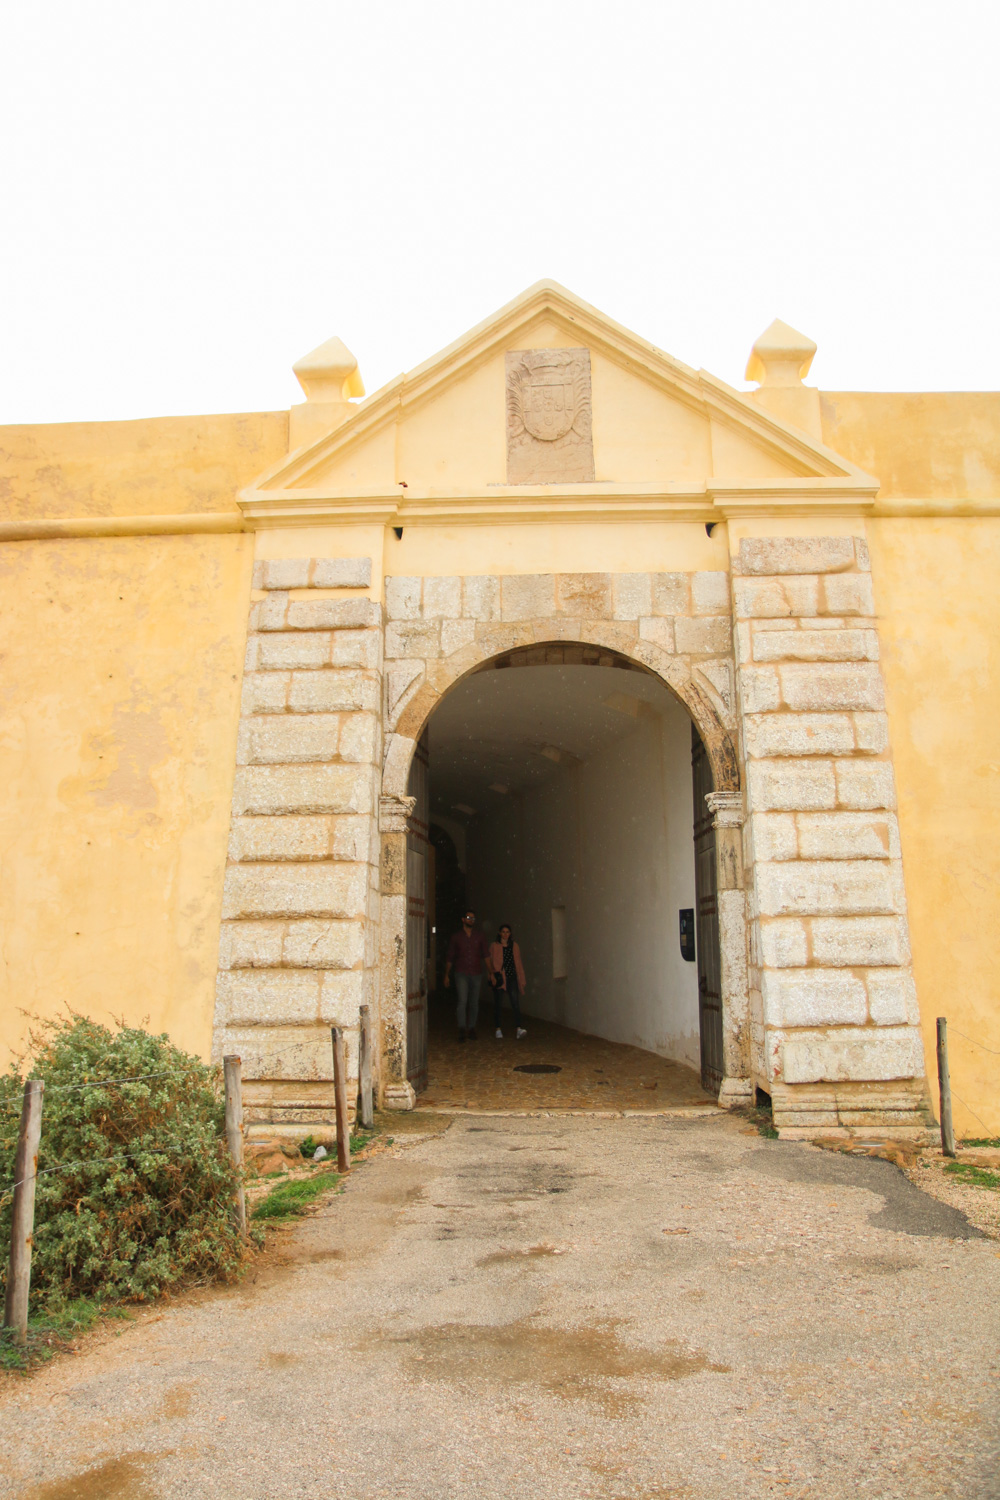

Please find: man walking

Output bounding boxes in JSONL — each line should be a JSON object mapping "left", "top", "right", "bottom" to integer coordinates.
{"left": 443, "top": 909, "right": 490, "bottom": 1041}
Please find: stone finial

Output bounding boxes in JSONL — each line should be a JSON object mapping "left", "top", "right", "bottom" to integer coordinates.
{"left": 745, "top": 319, "right": 817, "bottom": 388}
{"left": 293, "top": 336, "right": 365, "bottom": 402}
{"left": 289, "top": 336, "right": 365, "bottom": 450}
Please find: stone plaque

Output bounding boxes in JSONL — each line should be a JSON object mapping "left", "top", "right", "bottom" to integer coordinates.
{"left": 505, "top": 348, "right": 595, "bottom": 484}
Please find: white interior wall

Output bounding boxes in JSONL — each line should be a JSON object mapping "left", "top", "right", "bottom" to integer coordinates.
{"left": 467, "top": 690, "right": 701, "bottom": 1067}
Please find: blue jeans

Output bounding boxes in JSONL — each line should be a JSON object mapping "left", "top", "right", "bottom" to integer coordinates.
{"left": 454, "top": 973, "right": 482, "bottom": 1031}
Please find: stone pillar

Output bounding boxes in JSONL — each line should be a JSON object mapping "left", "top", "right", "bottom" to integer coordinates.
{"left": 211, "top": 557, "right": 383, "bottom": 1132}
{"left": 378, "top": 792, "right": 417, "bottom": 1110}
{"left": 706, "top": 790, "right": 753, "bottom": 1107}
{"left": 733, "top": 535, "right": 929, "bottom": 1138}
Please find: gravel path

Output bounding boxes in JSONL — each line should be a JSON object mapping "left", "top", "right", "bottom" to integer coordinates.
{"left": 2, "top": 1112, "right": 999, "bottom": 1500}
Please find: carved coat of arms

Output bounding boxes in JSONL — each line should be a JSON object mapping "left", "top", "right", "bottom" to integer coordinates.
{"left": 505, "top": 348, "right": 595, "bottom": 483}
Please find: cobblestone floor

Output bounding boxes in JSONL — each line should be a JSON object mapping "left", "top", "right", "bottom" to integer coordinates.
{"left": 417, "top": 1001, "right": 715, "bottom": 1112}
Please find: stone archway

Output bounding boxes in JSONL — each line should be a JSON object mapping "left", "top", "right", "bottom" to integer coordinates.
{"left": 376, "top": 571, "right": 750, "bottom": 1108}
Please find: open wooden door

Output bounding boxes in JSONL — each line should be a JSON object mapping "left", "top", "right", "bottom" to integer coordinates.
{"left": 405, "top": 731, "right": 430, "bottom": 1092}
{"left": 692, "top": 726, "right": 723, "bottom": 1094}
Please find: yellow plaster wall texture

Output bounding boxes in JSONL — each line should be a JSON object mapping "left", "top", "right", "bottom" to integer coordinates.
{"left": 0, "top": 533, "right": 251, "bottom": 1067}
{"left": 866, "top": 518, "right": 1000, "bottom": 1135}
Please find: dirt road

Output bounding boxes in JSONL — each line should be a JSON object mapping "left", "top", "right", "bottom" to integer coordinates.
{"left": 2, "top": 1112, "right": 999, "bottom": 1499}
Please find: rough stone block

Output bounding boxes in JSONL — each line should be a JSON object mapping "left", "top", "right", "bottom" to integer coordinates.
{"left": 215, "top": 969, "right": 322, "bottom": 1026}
{"left": 237, "top": 714, "right": 340, "bottom": 766}
{"left": 330, "top": 630, "right": 381, "bottom": 669}
{"left": 259, "top": 559, "right": 310, "bottom": 590}
{"left": 281, "top": 919, "right": 365, "bottom": 970}
{"left": 737, "top": 537, "right": 856, "bottom": 576}
{"left": 638, "top": 617, "right": 675, "bottom": 653}
{"left": 758, "top": 918, "right": 809, "bottom": 968}
{"left": 751, "top": 628, "right": 879, "bottom": 663}
{"left": 674, "top": 616, "right": 731, "bottom": 655}
{"left": 462, "top": 575, "right": 501, "bottom": 621}
{"left": 312, "top": 557, "right": 372, "bottom": 589}
{"left": 256, "top": 594, "right": 291, "bottom": 630}
{"left": 795, "top": 812, "right": 895, "bottom": 861}
{"left": 755, "top": 859, "right": 897, "bottom": 917}
{"left": 385, "top": 576, "right": 421, "bottom": 620}
{"left": 852, "top": 712, "right": 889, "bottom": 754}
{"left": 318, "top": 969, "right": 365, "bottom": 1022}
{"left": 747, "top": 759, "right": 836, "bottom": 811}
{"left": 285, "top": 599, "right": 379, "bottom": 631}
{"left": 866, "top": 969, "right": 920, "bottom": 1025}
{"left": 244, "top": 636, "right": 260, "bottom": 672}
{"left": 780, "top": 1026, "right": 924, "bottom": 1084}
{"left": 385, "top": 621, "right": 441, "bottom": 660}
{"left": 241, "top": 672, "right": 289, "bottom": 715}
{"left": 744, "top": 712, "right": 855, "bottom": 759}
{"left": 338, "top": 713, "right": 378, "bottom": 765}
{"left": 331, "top": 814, "right": 375, "bottom": 863}
{"left": 732, "top": 576, "right": 820, "bottom": 619}
{"left": 385, "top": 660, "right": 424, "bottom": 720}
{"left": 222, "top": 862, "right": 367, "bottom": 920}
{"left": 693, "top": 659, "right": 734, "bottom": 720}
{"left": 500, "top": 574, "right": 557, "bottom": 621}
{"left": 762, "top": 969, "right": 868, "bottom": 1028}
{"left": 258, "top": 632, "right": 331, "bottom": 671}
{"left": 750, "top": 813, "right": 798, "bottom": 863}
{"left": 218, "top": 919, "right": 285, "bottom": 970}
{"left": 822, "top": 573, "right": 875, "bottom": 616}
{"left": 233, "top": 763, "right": 371, "bottom": 816}
{"left": 441, "top": 619, "right": 476, "bottom": 655}
{"left": 288, "top": 670, "right": 376, "bottom": 715}
{"left": 692, "top": 571, "right": 731, "bottom": 615}
{"left": 228, "top": 815, "right": 334, "bottom": 862}
{"left": 738, "top": 665, "right": 781, "bottom": 715}
{"left": 778, "top": 663, "right": 885, "bottom": 712}
{"left": 557, "top": 574, "right": 612, "bottom": 618}
{"left": 809, "top": 915, "right": 909, "bottom": 966}
{"left": 422, "top": 576, "right": 462, "bottom": 619}
{"left": 651, "top": 573, "right": 691, "bottom": 615}
{"left": 612, "top": 573, "right": 652, "bottom": 621}
{"left": 836, "top": 760, "right": 896, "bottom": 810}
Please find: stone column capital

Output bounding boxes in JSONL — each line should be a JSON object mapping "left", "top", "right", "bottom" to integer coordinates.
{"left": 379, "top": 793, "right": 416, "bottom": 834}
{"left": 705, "top": 790, "right": 745, "bottom": 828}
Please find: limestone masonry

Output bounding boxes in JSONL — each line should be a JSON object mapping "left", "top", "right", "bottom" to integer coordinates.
{"left": 2, "top": 281, "right": 998, "bottom": 1137}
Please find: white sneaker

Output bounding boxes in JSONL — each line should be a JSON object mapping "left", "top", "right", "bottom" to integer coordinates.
{"left": 495, "top": 1028, "right": 503, "bottom": 1039}
{"left": 516, "top": 1028, "right": 527, "bottom": 1039}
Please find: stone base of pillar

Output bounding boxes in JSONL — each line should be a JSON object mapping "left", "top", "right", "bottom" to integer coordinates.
{"left": 771, "top": 1079, "right": 936, "bottom": 1141}
{"left": 717, "top": 1077, "right": 754, "bottom": 1108}
{"left": 383, "top": 1081, "right": 416, "bottom": 1111}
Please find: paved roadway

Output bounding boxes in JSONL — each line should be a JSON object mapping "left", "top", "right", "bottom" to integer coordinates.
{"left": 2, "top": 1112, "right": 999, "bottom": 1500}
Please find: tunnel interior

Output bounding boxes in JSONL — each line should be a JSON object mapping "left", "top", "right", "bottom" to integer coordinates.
{"left": 404, "top": 646, "right": 721, "bottom": 1098}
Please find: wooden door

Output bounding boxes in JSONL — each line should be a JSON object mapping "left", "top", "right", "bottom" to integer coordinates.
{"left": 405, "top": 732, "right": 430, "bottom": 1091}
{"left": 692, "top": 726, "right": 724, "bottom": 1094}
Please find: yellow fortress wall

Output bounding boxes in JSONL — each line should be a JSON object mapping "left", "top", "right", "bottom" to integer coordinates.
{"left": 0, "top": 309, "right": 998, "bottom": 1135}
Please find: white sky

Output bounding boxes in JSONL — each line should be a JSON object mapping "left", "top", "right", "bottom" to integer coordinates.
{"left": 2, "top": 1, "right": 998, "bottom": 424}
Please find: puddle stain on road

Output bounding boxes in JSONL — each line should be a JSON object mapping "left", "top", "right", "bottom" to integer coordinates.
{"left": 21, "top": 1454, "right": 158, "bottom": 1500}
{"left": 477, "top": 1241, "right": 570, "bottom": 1266}
{"left": 365, "top": 1318, "right": 727, "bottom": 1416}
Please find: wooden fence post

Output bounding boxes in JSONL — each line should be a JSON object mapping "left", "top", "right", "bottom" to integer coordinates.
{"left": 936, "top": 1018, "right": 956, "bottom": 1158}
{"left": 222, "top": 1056, "right": 247, "bottom": 1241}
{"left": 331, "top": 1027, "right": 351, "bottom": 1174}
{"left": 3, "top": 1079, "right": 44, "bottom": 1346}
{"left": 358, "top": 1006, "right": 373, "bottom": 1131}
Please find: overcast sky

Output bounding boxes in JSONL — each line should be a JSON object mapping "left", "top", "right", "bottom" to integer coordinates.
{"left": 1, "top": 2, "right": 997, "bottom": 424}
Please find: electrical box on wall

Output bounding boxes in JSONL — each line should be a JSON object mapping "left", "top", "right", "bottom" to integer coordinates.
{"left": 679, "top": 908, "right": 695, "bottom": 962}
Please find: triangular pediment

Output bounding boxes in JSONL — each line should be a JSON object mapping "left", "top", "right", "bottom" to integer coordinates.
{"left": 241, "top": 281, "right": 878, "bottom": 525}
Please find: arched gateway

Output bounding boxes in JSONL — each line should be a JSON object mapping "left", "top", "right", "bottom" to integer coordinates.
{"left": 212, "top": 282, "right": 929, "bottom": 1139}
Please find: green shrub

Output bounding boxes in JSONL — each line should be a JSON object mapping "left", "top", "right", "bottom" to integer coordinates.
{"left": 0, "top": 1015, "right": 252, "bottom": 1306}
{"left": 298, "top": 1134, "right": 319, "bottom": 1159}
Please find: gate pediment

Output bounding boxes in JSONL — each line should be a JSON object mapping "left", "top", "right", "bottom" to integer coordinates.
{"left": 240, "top": 280, "right": 877, "bottom": 527}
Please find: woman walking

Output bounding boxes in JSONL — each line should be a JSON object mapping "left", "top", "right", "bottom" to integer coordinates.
{"left": 490, "top": 924, "right": 527, "bottom": 1040}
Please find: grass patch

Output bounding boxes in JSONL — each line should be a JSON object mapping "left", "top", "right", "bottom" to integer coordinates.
{"left": 944, "top": 1161, "right": 1000, "bottom": 1191}
{"left": 251, "top": 1170, "right": 341, "bottom": 1221}
{"left": 0, "top": 1297, "right": 132, "bottom": 1373}
{"left": 961, "top": 1137, "right": 1000, "bottom": 1149}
